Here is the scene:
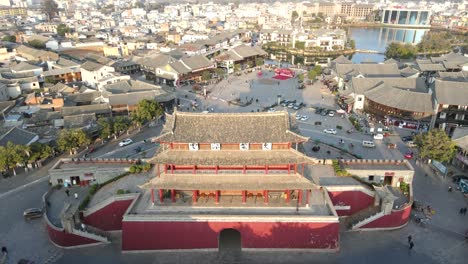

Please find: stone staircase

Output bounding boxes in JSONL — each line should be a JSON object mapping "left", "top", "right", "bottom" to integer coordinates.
{"left": 73, "top": 224, "right": 110, "bottom": 243}
{"left": 343, "top": 205, "right": 383, "bottom": 231}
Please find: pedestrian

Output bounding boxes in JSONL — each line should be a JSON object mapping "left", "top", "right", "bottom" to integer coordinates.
{"left": 1, "top": 246, "right": 7, "bottom": 255}
{"left": 65, "top": 189, "right": 70, "bottom": 197}
{"left": 81, "top": 223, "right": 86, "bottom": 231}
{"left": 407, "top": 235, "right": 412, "bottom": 244}
{"left": 460, "top": 208, "right": 464, "bottom": 215}
{"left": 74, "top": 193, "right": 78, "bottom": 199}
{"left": 409, "top": 241, "right": 414, "bottom": 250}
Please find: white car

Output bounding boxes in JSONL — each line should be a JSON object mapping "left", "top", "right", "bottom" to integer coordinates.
{"left": 119, "top": 138, "right": 134, "bottom": 147}
{"left": 267, "top": 108, "right": 276, "bottom": 112}
{"left": 295, "top": 115, "right": 302, "bottom": 120}
{"left": 287, "top": 103, "right": 295, "bottom": 108}
{"left": 328, "top": 111, "right": 335, "bottom": 117}
{"left": 373, "top": 134, "right": 384, "bottom": 140}
{"left": 323, "top": 128, "right": 337, "bottom": 135}
{"left": 300, "top": 115, "right": 309, "bottom": 121}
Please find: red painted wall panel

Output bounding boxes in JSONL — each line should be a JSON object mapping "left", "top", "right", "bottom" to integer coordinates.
{"left": 361, "top": 204, "right": 411, "bottom": 229}
{"left": 83, "top": 199, "right": 133, "bottom": 231}
{"left": 46, "top": 224, "right": 99, "bottom": 247}
{"left": 122, "top": 221, "right": 339, "bottom": 251}
{"left": 327, "top": 191, "right": 374, "bottom": 216}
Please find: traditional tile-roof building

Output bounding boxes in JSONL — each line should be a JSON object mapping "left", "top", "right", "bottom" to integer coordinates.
{"left": 451, "top": 127, "right": 468, "bottom": 172}
{"left": 119, "top": 110, "right": 340, "bottom": 251}
{"left": 0, "top": 126, "right": 39, "bottom": 147}
{"left": 215, "top": 45, "right": 267, "bottom": 73}
{"left": 431, "top": 79, "right": 468, "bottom": 133}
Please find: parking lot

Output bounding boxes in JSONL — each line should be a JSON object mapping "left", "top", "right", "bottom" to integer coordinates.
{"left": 176, "top": 68, "right": 412, "bottom": 160}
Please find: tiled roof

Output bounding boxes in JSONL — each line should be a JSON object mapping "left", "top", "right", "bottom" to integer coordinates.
{"left": 81, "top": 61, "right": 105, "bottom": 72}
{"left": 61, "top": 103, "right": 111, "bottom": 116}
{"left": 349, "top": 77, "right": 427, "bottom": 95}
{"left": 107, "top": 90, "right": 175, "bottom": 106}
{"left": 416, "top": 63, "right": 446, "bottom": 72}
{"left": 155, "top": 110, "right": 308, "bottom": 144}
{"left": 437, "top": 71, "right": 467, "bottom": 82}
{"left": 169, "top": 60, "right": 191, "bottom": 74}
{"left": 10, "top": 62, "right": 41, "bottom": 72}
{"left": 452, "top": 127, "right": 468, "bottom": 150}
{"left": 103, "top": 80, "right": 160, "bottom": 94}
{"left": 335, "top": 63, "right": 400, "bottom": 78}
{"left": 434, "top": 80, "right": 468, "bottom": 106}
{"left": 180, "top": 55, "right": 214, "bottom": 71}
{"left": 0, "top": 127, "right": 38, "bottom": 147}
{"left": 63, "top": 113, "right": 96, "bottom": 128}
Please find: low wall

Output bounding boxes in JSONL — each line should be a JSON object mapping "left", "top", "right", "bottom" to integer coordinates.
{"left": 122, "top": 220, "right": 339, "bottom": 251}
{"left": 359, "top": 203, "right": 412, "bottom": 230}
{"left": 327, "top": 189, "right": 375, "bottom": 216}
{"left": 83, "top": 194, "right": 137, "bottom": 231}
{"left": 43, "top": 189, "right": 103, "bottom": 248}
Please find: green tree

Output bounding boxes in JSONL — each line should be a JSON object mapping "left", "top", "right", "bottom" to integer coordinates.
{"left": 234, "top": 64, "right": 241, "bottom": 72}
{"left": 255, "top": 57, "right": 264, "bottom": 66}
{"left": 113, "top": 116, "right": 131, "bottom": 135}
{"left": 56, "top": 24, "right": 70, "bottom": 37}
{"left": 57, "top": 129, "right": 91, "bottom": 155}
{"left": 28, "top": 40, "right": 46, "bottom": 49}
{"left": 414, "top": 129, "right": 457, "bottom": 163}
{"left": 0, "top": 142, "right": 28, "bottom": 176}
{"left": 201, "top": 71, "right": 211, "bottom": 81}
{"left": 349, "top": 39, "right": 356, "bottom": 50}
{"left": 385, "top": 42, "right": 418, "bottom": 59}
{"left": 214, "top": 68, "right": 225, "bottom": 79}
{"left": 312, "top": 65, "right": 322, "bottom": 74}
{"left": 308, "top": 70, "right": 317, "bottom": 80}
{"left": 2, "top": 35, "right": 16, "bottom": 42}
{"left": 44, "top": 76, "right": 58, "bottom": 84}
{"left": 97, "top": 118, "right": 113, "bottom": 140}
{"left": 297, "top": 73, "right": 304, "bottom": 81}
{"left": 28, "top": 142, "right": 54, "bottom": 163}
{"left": 417, "top": 32, "right": 451, "bottom": 52}
{"left": 41, "top": 0, "right": 59, "bottom": 21}
{"left": 132, "top": 99, "right": 164, "bottom": 126}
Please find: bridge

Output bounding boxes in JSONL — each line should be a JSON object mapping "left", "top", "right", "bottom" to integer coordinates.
{"left": 355, "top": 49, "right": 384, "bottom": 55}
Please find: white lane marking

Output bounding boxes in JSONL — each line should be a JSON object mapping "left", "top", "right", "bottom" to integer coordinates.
{"left": 0, "top": 176, "right": 48, "bottom": 199}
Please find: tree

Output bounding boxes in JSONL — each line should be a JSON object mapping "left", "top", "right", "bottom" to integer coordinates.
{"left": 295, "top": 41, "right": 305, "bottom": 49}
{"left": 113, "top": 116, "right": 131, "bottom": 135}
{"left": 312, "top": 65, "right": 322, "bottom": 74}
{"left": 28, "top": 142, "right": 54, "bottom": 163}
{"left": 234, "top": 64, "right": 241, "bottom": 72}
{"left": 297, "top": 73, "right": 304, "bottom": 81}
{"left": 41, "top": 0, "right": 58, "bottom": 21}
{"left": 56, "top": 24, "right": 70, "bottom": 37}
{"left": 97, "top": 118, "right": 113, "bottom": 140}
{"left": 57, "top": 129, "right": 90, "bottom": 155}
{"left": 0, "top": 142, "right": 28, "bottom": 176}
{"left": 417, "top": 31, "right": 451, "bottom": 52}
{"left": 132, "top": 99, "right": 164, "bottom": 126}
{"left": 308, "top": 70, "right": 317, "bottom": 80}
{"left": 332, "top": 45, "right": 341, "bottom": 51}
{"left": 44, "top": 76, "right": 58, "bottom": 84}
{"left": 385, "top": 42, "right": 418, "bottom": 59}
{"left": 214, "top": 68, "right": 225, "bottom": 79}
{"left": 28, "top": 40, "right": 46, "bottom": 50}
{"left": 2, "top": 35, "right": 16, "bottom": 42}
{"left": 255, "top": 57, "right": 264, "bottom": 66}
{"left": 414, "top": 129, "right": 457, "bottom": 163}
{"left": 348, "top": 39, "right": 356, "bottom": 50}
{"left": 201, "top": 71, "right": 211, "bottom": 81}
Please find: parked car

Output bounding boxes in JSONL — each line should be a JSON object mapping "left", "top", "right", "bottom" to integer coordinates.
{"left": 404, "top": 152, "right": 414, "bottom": 159}
{"left": 321, "top": 110, "right": 328, "bottom": 116}
{"left": 23, "top": 208, "right": 42, "bottom": 220}
{"left": 293, "top": 103, "right": 303, "bottom": 110}
{"left": 362, "top": 140, "right": 376, "bottom": 148}
{"left": 287, "top": 103, "right": 295, "bottom": 108}
{"left": 312, "top": 146, "right": 321, "bottom": 152}
{"left": 300, "top": 115, "right": 309, "bottom": 121}
{"left": 328, "top": 111, "right": 335, "bottom": 117}
{"left": 314, "top": 121, "right": 322, "bottom": 125}
{"left": 295, "top": 115, "right": 302, "bottom": 120}
{"left": 402, "top": 136, "right": 414, "bottom": 142}
{"left": 373, "top": 134, "right": 384, "bottom": 140}
{"left": 280, "top": 100, "right": 289, "bottom": 107}
{"left": 452, "top": 175, "right": 468, "bottom": 183}
{"left": 267, "top": 108, "right": 276, "bottom": 112}
{"left": 315, "top": 108, "right": 323, "bottom": 114}
{"left": 407, "top": 141, "right": 417, "bottom": 148}
{"left": 119, "top": 138, "right": 134, "bottom": 147}
{"left": 323, "top": 128, "right": 337, "bottom": 135}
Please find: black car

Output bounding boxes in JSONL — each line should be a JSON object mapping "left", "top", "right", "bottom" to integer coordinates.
{"left": 452, "top": 175, "right": 468, "bottom": 183}
{"left": 315, "top": 108, "right": 323, "bottom": 114}
{"left": 312, "top": 146, "right": 321, "bottom": 152}
{"left": 402, "top": 136, "right": 414, "bottom": 142}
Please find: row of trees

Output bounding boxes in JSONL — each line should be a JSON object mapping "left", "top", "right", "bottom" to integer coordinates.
{"left": 0, "top": 142, "right": 54, "bottom": 176}
{"left": 384, "top": 32, "right": 458, "bottom": 59}
{"left": 414, "top": 129, "right": 457, "bottom": 163}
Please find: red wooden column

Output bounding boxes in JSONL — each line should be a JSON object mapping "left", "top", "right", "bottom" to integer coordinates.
{"left": 287, "top": 164, "right": 291, "bottom": 174}
{"left": 265, "top": 165, "right": 268, "bottom": 174}
{"left": 164, "top": 164, "right": 168, "bottom": 174}
{"left": 170, "top": 164, "right": 174, "bottom": 174}
{"left": 243, "top": 165, "right": 246, "bottom": 174}
{"left": 159, "top": 189, "right": 164, "bottom": 203}
{"left": 151, "top": 189, "right": 155, "bottom": 204}
{"left": 301, "top": 163, "right": 305, "bottom": 175}
{"left": 215, "top": 190, "right": 220, "bottom": 204}
{"left": 215, "top": 165, "right": 219, "bottom": 174}
{"left": 298, "top": 190, "right": 303, "bottom": 206}
{"left": 263, "top": 190, "right": 269, "bottom": 204}
{"left": 192, "top": 190, "right": 198, "bottom": 204}
{"left": 171, "top": 189, "right": 176, "bottom": 203}
{"left": 285, "top": 190, "right": 290, "bottom": 203}
{"left": 242, "top": 191, "right": 247, "bottom": 204}
{"left": 193, "top": 165, "right": 196, "bottom": 174}
{"left": 306, "top": 190, "right": 311, "bottom": 206}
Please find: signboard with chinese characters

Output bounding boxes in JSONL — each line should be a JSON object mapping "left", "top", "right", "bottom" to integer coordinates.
{"left": 262, "top": 143, "right": 272, "bottom": 150}
{"left": 239, "top": 143, "right": 249, "bottom": 151}
{"left": 211, "top": 143, "right": 221, "bottom": 151}
{"left": 188, "top": 143, "right": 199, "bottom": 151}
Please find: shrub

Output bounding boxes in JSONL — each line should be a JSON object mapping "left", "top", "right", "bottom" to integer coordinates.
{"left": 79, "top": 195, "right": 91, "bottom": 211}
{"left": 89, "top": 184, "right": 99, "bottom": 195}
{"left": 332, "top": 160, "right": 350, "bottom": 176}
{"left": 129, "top": 165, "right": 137, "bottom": 173}
{"left": 116, "top": 189, "right": 126, "bottom": 195}
{"left": 142, "top": 163, "right": 152, "bottom": 171}
{"left": 400, "top": 182, "right": 410, "bottom": 195}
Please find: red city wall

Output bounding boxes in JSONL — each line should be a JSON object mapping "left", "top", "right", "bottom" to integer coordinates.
{"left": 83, "top": 199, "right": 133, "bottom": 231}
{"left": 361, "top": 204, "right": 412, "bottom": 229}
{"left": 122, "top": 221, "right": 339, "bottom": 251}
{"left": 46, "top": 224, "right": 99, "bottom": 248}
{"left": 327, "top": 191, "right": 374, "bottom": 216}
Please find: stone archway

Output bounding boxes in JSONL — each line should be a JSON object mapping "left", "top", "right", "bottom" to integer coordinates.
{"left": 218, "top": 228, "right": 241, "bottom": 252}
